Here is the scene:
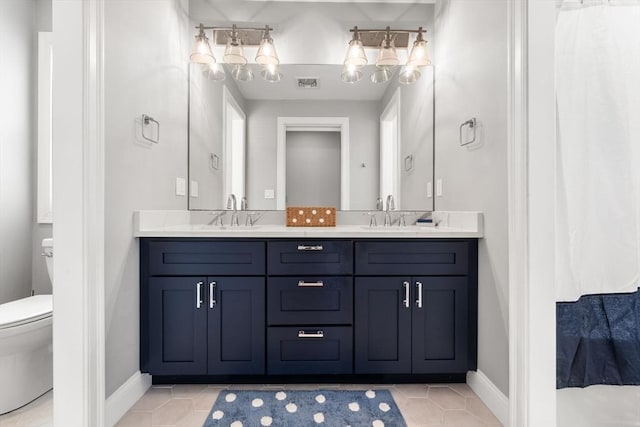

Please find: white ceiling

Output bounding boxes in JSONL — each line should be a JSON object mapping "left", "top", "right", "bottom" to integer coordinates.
{"left": 221, "top": 64, "right": 393, "bottom": 101}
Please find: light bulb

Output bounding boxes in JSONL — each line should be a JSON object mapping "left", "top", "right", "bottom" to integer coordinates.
{"left": 344, "top": 27, "right": 367, "bottom": 67}
{"left": 406, "top": 28, "right": 431, "bottom": 68}
{"left": 190, "top": 27, "right": 214, "bottom": 64}
{"left": 255, "top": 27, "right": 280, "bottom": 66}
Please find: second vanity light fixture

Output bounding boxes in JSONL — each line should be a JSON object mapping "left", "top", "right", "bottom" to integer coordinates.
{"left": 190, "top": 24, "right": 281, "bottom": 83}
{"left": 342, "top": 26, "right": 431, "bottom": 85}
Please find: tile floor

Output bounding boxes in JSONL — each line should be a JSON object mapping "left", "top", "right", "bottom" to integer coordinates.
{"left": 117, "top": 384, "right": 502, "bottom": 427}
{"left": 0, "top": 390, "right": 52, "bottom": 427}
{"left": 0, "top": 384, "right": 502, "bottom": 427}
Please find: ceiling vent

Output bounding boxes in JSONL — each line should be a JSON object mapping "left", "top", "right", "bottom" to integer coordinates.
{"left": 296, "top": 78, "right": 319, "bottom": 89}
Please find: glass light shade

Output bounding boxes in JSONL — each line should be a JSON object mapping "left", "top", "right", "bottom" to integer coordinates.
{"left": 223, "top": 38, "right": 247, "bottom": 65}
{"left": 190, "top": 34, "right": 215, "bottom": 64}
{"left": 375, "top": 40, "right": 399, "bottom": 68}
{"left": 202, "top": 62, "right": 225, "bottom": 81}
{"left": 398, "top": 65, "right": 421, "bottom": 85}
{"left": 261, "top": 64, "right": 282, "bottom": 83}
{"left": 231, "top": 64, "right": 254, "bottom": 82}
{"left": 406, "top": 39, "right": 431, "bottom": 67}
{"left": 370, "top": 66, "right": 393, "bottom": 83}
{"left": 255, "top": 38, "right": 279, "bottom": 66}
{"left": 341, "top": 64, "right": 362, "bottom": 84}
{"left": 344, "top": 39, "right": 368, "bottom": 67}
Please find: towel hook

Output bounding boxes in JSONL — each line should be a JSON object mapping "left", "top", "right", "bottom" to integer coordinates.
{"left": 459, "top": 117, "right": 477, "bottom": 146}
{"left": 141, "top": 114, "right": 160, "bottom": 144}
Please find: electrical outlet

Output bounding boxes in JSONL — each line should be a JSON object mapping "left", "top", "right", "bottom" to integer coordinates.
{"left": 436, "top": 179, "right": 443, "bottom": 197}
{"left": 190, "top": 180, "right": 199, "bottom": 198}
{"left": 427, "top": 181, "right": 433, "bottom": 198}
{"left": 175, "top": 177, "right": 186, "bottom": 196}
{"left": 264, "top": 189, "right": 275, "bottom": 199}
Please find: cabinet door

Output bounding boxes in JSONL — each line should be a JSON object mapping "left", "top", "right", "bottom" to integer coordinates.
{"left": 412, "top": 277, "right": 468, "bottom": 373}
{"left": 208, "top": 277, "right": 266, "bottom": 375}
{"left": 147, "top": 277, "right": 207, "bottom": 375}
{"left": 354, "top": 277, "right": 411, "bottom": 374}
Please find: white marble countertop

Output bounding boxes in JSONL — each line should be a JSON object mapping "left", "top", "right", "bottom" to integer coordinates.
{"left": 133, "top": 211, "right": 483, "bottom": 238}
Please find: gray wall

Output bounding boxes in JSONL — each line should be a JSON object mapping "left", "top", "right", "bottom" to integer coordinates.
{"left": 434, "top": 0, "right": 509, "bottom": 395}
{"left": 189, "top": 62, "right": 246, "bottom": 210}
{"left": 105, "top": 0, "right": 190, "bottom": 397}
{"left": 286, "top": 131, "right": 341, "bottom": 207}
{"left": 0, "top": 0, "right": 36, "bottom": 304}
{"left": 246, "top": 100, "right": 380, "bottom": 210}
{"left": 380, "top": 67, "right": 435, "bottom": 211}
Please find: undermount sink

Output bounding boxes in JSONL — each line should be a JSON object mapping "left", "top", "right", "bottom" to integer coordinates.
{"left": 194, "top": 224, "right": 261, "bottom": 231}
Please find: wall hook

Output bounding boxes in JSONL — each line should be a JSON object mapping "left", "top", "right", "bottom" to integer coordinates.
{"left": 459, "top": 117, "right": 477, "bottom": 146}
{"left": 141, "top": 114, "right": 160, "bottom": 144}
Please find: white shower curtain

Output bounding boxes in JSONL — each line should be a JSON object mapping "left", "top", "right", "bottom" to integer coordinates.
{"left": 555, "top": 0, "right": 640, "bottom": 302}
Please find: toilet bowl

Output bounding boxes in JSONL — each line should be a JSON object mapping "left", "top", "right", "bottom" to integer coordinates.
{"left": 0, "top": 238, "right": 53, "bottom": 415}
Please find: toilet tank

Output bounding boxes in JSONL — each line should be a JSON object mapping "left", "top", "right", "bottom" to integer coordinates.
{"left": 41, "top": 238, "right": 53, "bottom": 283}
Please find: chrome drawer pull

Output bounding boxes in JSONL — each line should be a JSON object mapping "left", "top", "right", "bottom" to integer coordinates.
{"left": 297, "top": 244, "right": 323, "bottom": 251}
{"left": 298, "top": 330, "right": 324, "bottom": 338}
{"left": 403, "top": 281, "right": 410, "bottom": 308}
{"left": 196, "top": 282, "right": 203, "bottom": 309}
{"left": 416, "top": 281, "right": 423, "bottom": 309}
{"left": 298, "top": 281, "right": 324, "bottom": 287}
{"left": 209, "top": 282, "right": 216, "bottom": 308}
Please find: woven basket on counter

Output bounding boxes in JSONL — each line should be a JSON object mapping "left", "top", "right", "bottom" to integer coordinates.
{"left": 286, "top": 207, "right": 336, "bottom": 227}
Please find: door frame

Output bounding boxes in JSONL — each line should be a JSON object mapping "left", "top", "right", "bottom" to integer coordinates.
{"left": 276, "top": 116, "right": 350, "bottom": 210}
{"left": 379, "top": 88, "right": 401, "bottom": 208}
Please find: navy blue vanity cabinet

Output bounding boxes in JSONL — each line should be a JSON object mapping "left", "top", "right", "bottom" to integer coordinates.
{"left": 141, "top": 239, "right": 266, "bottom": 376}
{"left": 266, "top": 240, "right": 354, "bottom": 375}
{"left": 354, "top": 240, "right": 478, "bottom": 375}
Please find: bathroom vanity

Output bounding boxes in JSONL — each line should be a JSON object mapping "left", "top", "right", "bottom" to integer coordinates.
{"left": 137, "top": 214, "right": 481, "bottom": 384}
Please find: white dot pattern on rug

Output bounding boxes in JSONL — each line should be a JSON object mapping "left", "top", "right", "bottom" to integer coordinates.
{"left": 260, "top": 415, "right": 273, "bottom": 426}
{"left": 201, "top": 389, "right": 407, "bottom": 427}
{"left": 286, "top": 402, "right": 298, "bottom": 413}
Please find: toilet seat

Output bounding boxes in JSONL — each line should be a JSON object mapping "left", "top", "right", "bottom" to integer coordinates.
{"left": 0, "top": 295, "right": 52, "bottom": 330}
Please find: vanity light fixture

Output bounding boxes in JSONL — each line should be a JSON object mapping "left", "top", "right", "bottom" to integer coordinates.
{"left": 342, "top": 26, "right": 430, "bottom": 85}
{"left": 190, "top": 24, "right": 215, "bottom": 64}
{"left": 190, "top": 23, "right": 281, "bottom": 82}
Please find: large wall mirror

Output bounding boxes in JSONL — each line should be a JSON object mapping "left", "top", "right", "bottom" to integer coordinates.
{"left": 188, "top": 0, "right": 435, "bottom": 211}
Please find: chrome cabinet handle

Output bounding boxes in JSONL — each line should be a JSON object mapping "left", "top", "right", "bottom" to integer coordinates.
{"left": 298, "top": 330, "right": 324, "bottom": 338}
{"left": 403, "top": 281, "right": 410, "bottom": 308}
{"left": 416, "top": 281, "right": 423, "bottom": 309}
{"left": 196, "top": 282, "right": 203, "bottom": 309}
{"left": 298, "top": 281, "right": 324, "bottom": 287}
{"left": 297, "top": 244, "right": 323, "bottom": 251}
{"left": 209, "top": 282, "right": 216, "bottom": 308}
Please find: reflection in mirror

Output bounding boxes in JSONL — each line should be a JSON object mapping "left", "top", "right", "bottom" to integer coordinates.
{"left": 188, "top": 1, "right": 434, "bottom": 211}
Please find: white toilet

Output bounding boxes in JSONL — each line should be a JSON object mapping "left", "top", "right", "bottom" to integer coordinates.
{"left": 0, "top": 238, "right": 53, "bottom": 415}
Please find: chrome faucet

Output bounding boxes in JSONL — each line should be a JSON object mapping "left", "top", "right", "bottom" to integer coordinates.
{"left": 384, "top": 194, "right": 395, "bottom": 227}
{"left": 226, "top": 194, "right": 239, "bottom": 226}
{"left": 207, "top": 211, "right": 227, "bottom": 226}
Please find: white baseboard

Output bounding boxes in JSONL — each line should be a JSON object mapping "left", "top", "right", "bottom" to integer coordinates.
{"left": 105, "top": 371, "right": 152, "bottom": 427}
{"left": 467, "top": 370, "right": 509, "bottom": 427}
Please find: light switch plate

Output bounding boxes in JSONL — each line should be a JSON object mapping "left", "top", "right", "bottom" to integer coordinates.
{"left": 190, "top": 180, "right": 199, "bottom": 198}
{"left": 264, "top": 189, "right": 275, "bottom": 199}
{"left": 436, "top": 179, "right": 443, "bottom": 197}
{"left": 175, "top": 177, "right": 186, "bottom": 196}
{"left": 427, "top": 181, "right": 433, "bottom": 198}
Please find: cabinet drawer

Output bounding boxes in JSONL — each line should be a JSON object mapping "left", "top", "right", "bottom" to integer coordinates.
{"left": 147, "top": 240, "right": 265, "bottom": 276}
{"left": 268, "top": 241, "right": 353, "bottom": 275}
{"left": 267, "top": 277, "right": 353, "bottom": 325}
{"left": 267, "top": 326, "right": 353, "bottom": 375}
{"left": 355, "top": 241, "right": 469, "bottom": 276}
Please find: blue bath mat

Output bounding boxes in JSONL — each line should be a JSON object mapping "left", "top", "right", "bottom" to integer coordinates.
{"left": 203, "top": 389, "right": 406, "bottom": 427}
